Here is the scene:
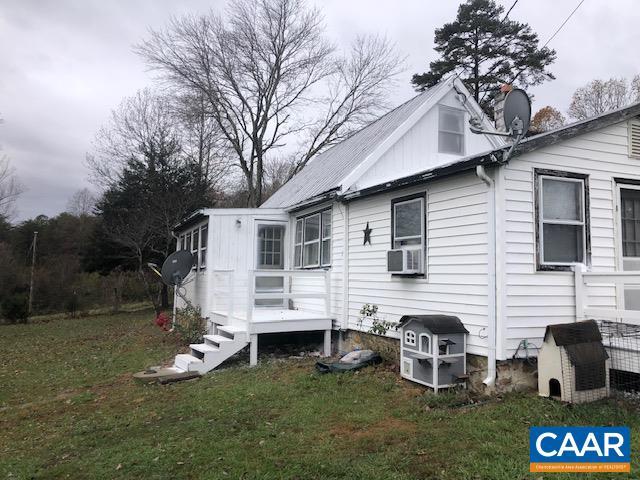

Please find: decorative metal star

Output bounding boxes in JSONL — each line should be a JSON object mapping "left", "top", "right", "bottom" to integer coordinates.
{"left": 363, "top": 222, "right": 372, "bottom": 245}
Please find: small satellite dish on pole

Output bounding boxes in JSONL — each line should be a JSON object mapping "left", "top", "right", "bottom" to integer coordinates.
{"left": 503, "top": 88, "right": 531, "bottom": 139}
{"left": 468, "top": 84, "right": 531, "bottom": 161}
{"left": 160, "top": 250, "right": 194, "bottom": 287}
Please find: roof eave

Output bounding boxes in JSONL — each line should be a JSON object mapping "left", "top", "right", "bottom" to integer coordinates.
{"left": 173, "top": 209, "right": 208, "bottom": 233}
{"left": 340, "top": 150, "right": 505, "bottom": 202}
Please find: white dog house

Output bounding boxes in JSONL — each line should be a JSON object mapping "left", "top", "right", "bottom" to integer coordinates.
{"left": 538, "top": 320, "right": 610, "bottom": 403}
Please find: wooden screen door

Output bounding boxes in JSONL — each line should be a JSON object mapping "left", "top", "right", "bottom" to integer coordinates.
{"left": 617, "top": 184, "right": 640, "bottom": 310}
{"left": 255, "top": 221, "right": 287, "bottom": 307}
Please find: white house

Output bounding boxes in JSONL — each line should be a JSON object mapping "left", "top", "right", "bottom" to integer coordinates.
{"left": 171, "top": 74, "right": 640, "bottom": 391}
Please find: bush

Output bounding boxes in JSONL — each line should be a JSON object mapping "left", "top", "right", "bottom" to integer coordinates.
{"left": 2, "top": 294, "right": 29, "bottom": 324}
{"left": 173, "top": 305, "right": 206, "bottom": 345}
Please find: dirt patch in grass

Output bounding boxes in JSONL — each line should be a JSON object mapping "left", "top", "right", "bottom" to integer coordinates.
{"left": 327, "top": 416, "right": 418, "bottom": 452}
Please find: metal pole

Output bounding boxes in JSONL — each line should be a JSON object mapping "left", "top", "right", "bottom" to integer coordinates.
{"left": 28, "top": 230, "right": 38, "bottom": 315}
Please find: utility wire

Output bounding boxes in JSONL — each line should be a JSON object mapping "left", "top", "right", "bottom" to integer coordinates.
{"left": 542, "top": 0, "right": 585, "bottom": 48}
{"left": 511, "top": 0, "right": 585, "bottom": 83}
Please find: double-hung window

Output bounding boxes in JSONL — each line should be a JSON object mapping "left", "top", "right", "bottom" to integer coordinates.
{"left": 438, "top": 106, "right": 465, "bottom": 155}
{"left": 392, "top": 196, "right": 425, "bottom": 249}
{"left": 294, "top": 209, "right": 332, "bottom": 268}
{"left": 536, "top": 170, "right": 589, "bottom": 269}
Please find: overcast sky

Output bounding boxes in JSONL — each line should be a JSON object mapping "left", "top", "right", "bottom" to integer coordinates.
{"left": 1, "top": 0, "right": 639, "bottom": 221}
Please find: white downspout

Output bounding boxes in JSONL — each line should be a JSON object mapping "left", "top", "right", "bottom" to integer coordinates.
{"left": 476, "top": 165, "right": 497, "bottom": 387}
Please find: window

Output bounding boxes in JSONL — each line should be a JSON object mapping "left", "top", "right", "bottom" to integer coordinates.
{"left": 392, "top": 196, "right": 425, "bottom": 249}
{"left": 321, "top": 210, "right": 331, "bottom": 266}
{"left": 438, "top": 106, "right": 465, "bottom": 155}
{"left": 200, "top": 225, "right": 208, "bottom": 269}
{"left": 294, "top": 209, "right": 331, "bottom": 268}
{"left": 419, "top": 334, "right": 430, "bottom": 354}
{"left": 405, "top": 330, "right": 416, "bottom": 346}
{"left": 536, "top": 170, "right": 589, "bottom": 269}
{"left": 191, "top": 228, "right": 199, "bottom": 269}
{"left": 257, "top": 225, "right": 284, "bottom": 269}
{"left": 179, "top": 235, "right": 185, "bottom": 250}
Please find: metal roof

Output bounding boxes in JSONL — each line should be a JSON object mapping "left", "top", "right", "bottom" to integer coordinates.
{"left": 261, "top": 85, "right": 442, "bottom": 209}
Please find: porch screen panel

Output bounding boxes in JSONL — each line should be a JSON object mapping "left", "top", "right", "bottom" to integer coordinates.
{"left": 621, "top": 188, "right": 640, "bottom": 257}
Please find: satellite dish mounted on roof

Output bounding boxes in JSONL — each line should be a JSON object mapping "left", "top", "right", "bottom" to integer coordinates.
{"left": 468, "top": 84, "right": 531, "bottom": 161}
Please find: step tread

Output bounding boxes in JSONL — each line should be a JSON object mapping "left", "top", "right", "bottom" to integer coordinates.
{"left": 217, "top": 325, "right": 247, "bottom": 334}
{"left": 190, "top": 343, "right": 220, "bottom": 353}
{"left": 175, "top": 353, "right": 203, "bottom": 364}
{"left": 204, "top": 334, "right": 234, "bottom": 343}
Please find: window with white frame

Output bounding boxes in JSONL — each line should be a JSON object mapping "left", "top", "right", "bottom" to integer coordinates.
{"left": 405, "top": 330, "right": 416, "bottom": 346}
{"left": 392, "top": 196, "right": 425, "bottom": 249}
{"left": 294, "top": 209, "right": 331, "bottom": 268}
{"left": 419, "top": 334, "right": 430, "bottom": 354}
{"left": 438, "top": 106, "right": 465, "bottom": 155}
{"left": 257, "top": 225, "right": 284, "bottom": 269}
{"left": 536, "top": 170, "right": 589, "bottom": 268}
{"left": 200, "top": 225, "right": 208, "bottom": 269}
{"left": 180, "top": 234, "right": 186, "bottom": 250}
{"left": 191, "top": 228, "right": 199, "bottom": 269}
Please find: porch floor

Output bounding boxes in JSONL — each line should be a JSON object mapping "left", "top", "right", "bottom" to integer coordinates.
{"left": 212, "top": 308, "right": 333, "bottom": 335}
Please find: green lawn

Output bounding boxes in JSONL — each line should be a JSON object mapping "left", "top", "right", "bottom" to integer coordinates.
{"left": 1, "top": 310, "right": 639, "bottom": 479}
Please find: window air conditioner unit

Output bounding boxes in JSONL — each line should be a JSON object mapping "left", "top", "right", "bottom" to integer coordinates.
{"left": 387, "top": 248, "right": 424, "bottom": 274}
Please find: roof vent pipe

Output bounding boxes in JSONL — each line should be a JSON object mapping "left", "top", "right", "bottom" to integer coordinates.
{"left": 476, "top": 165, "right": 497, "bottom": 388}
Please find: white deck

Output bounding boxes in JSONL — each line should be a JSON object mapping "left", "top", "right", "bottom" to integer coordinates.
{"left": 212, "top": 308, "right": 333, "bottom": 334}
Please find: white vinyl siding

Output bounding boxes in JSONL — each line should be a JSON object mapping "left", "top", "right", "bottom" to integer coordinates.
{"left": 345, "top": 173, "right": 489, "bottom": 356}
{"left": 200, "top": 225, "right": 208, "bottom": 269}
{"left": 503, "top": 120, "right": 634, "bottom": 359}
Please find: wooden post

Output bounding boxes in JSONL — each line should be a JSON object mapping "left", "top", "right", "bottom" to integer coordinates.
{"left": 574, "top": 265, "right": 584, "bottom": 322}
{"left": 250, "top": 334, "right": 258, "bottom": 366}
{"left": 28, "top": 231, "right": 38, "bottom": 315}
{"left": 324, "top": 270, "right": 331, "bottom": 317}
{"left": 323, "top": 329, "right": 332, "bottom": 357}
{"left": 246, "top": 270, "right": 254, "bottom": 325}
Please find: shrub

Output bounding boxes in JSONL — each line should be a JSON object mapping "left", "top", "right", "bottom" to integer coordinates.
{"left": 173, "top": 305, "right": 206, "bottom": 345}
{"left": 2, "top": 294, "right": 29, "bottom": 324}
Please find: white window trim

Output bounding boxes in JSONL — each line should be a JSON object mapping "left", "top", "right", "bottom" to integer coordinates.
{"left": 321, "top": 210, "right": 332, "bottom": 267}
{"left": 438, "top": 105, "right": 465, "bottom": 155}
{"left": 405, "top": 330, "right": 416, "bottom": 346}
{"left": 294, "top": 218, "right": 303, "bottom": 268}
{"left": 302, "top": 212, "right": 321, "bottom": 268}
{"left": 199, "top": 226, "right": 208, "bottom": 270}
{"left": 393, "top": 197, "right": 425, "bottom": 249}
{"left": 538, "top": 175, "right": 587, "bottom": 267}
{"left": 295, "top": 209, "right": 332, "bottom": 269}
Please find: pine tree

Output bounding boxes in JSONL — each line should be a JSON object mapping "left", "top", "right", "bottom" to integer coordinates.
{"left": 412, "top": 0, "right": 556, "bottom": 111}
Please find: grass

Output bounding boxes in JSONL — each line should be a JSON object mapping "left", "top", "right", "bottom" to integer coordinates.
{"left": 1, "top": 310, "right": 639, "bottom": 479}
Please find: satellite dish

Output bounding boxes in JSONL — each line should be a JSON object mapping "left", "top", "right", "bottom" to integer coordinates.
{"left": 160, "top": 250, "right": 194, "bottom": 286}
{"left": 503, "top": 88, "right": 531, "bottom": 138}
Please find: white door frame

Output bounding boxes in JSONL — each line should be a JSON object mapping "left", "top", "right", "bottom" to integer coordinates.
{"left": 614, "top": 182, "right": 640, "bottom": 310}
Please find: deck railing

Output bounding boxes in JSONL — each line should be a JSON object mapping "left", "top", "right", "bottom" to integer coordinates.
{"left": 212, "top": 269, "right": 330, "bottom": 328}
{"left": 575, "top": 266, "right": 640, "bottom": 323}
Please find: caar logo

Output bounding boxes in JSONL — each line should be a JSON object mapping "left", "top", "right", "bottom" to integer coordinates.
{"left": 530, "top": 426, "right": 630, "bottom": 473}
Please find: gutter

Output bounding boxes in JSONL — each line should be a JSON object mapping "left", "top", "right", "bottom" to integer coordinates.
{"left": 476, "top": 164, "right": 497, "bottom": 387}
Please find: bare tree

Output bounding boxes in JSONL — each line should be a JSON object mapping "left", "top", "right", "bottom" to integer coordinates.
{"left": 173, "top": 93, "right": 231, "bottom": 200}
{"left": 568, "top": 75, "right": 640, "bottom": 120}
{"left": 87, "top": 89, "right": 182, "bottom": 188}
{"left": 0, "top": 156, "right": 23, "bottom": 220}
{"left": 136, "top": 0, "right": 403, "bottom": 207}
{"left": 66, "top": 188, "right": 97, "bottom": 217}
{"left": 529, "top": 106, "right": 566, "bottom": 134}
